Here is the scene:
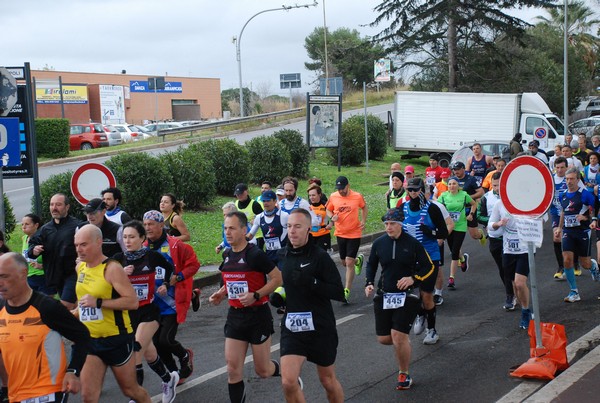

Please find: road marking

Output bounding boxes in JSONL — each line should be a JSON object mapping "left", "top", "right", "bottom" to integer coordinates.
{"left": 4, "top": 186, "right": 33, "bottom": 194}
{"left": 151, "top": 313, "right": 364, "bottom": 402}
{"left": 497, "top": 323, "right": 600, "bottom": 402}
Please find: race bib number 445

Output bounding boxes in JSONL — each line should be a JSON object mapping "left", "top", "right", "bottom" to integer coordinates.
{"left": 383, "top": 292, "right": 406, "bottom": 309}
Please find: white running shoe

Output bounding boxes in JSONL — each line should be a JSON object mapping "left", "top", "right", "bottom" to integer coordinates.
{"left": 162, "top": 371, "right": 179, "bottom": 403}
{"left": 413, "top": 315, "right": 426, "bottom": 335}
{"left": 590, "top": 259, "right": 600, "bottom": 281}
{"left": 423, "top": 328, "right": 439, "bottom": 345}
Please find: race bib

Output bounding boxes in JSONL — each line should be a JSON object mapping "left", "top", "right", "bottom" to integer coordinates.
{"left": 564, "top": 215, "right": 579, "bottom": 228}
{"left": 227, "top": 281, "right": 249, "bottom": 299}
{"left": 132, "top": 284, "right": 149, "bottom": 301}
{"left": 507, "top": 238, "right": 520, "bottom": 253}
{"left": 383, "top": 292, "right": 406, "bottom": 309}
{"left": 449, "top": 211, "right": 460, "bottom": 222}
{"left": 79, "top": 306, "right": 104, "bottom": 322}
{"left": 155, "top": 267, "right": 165, "bottom": 280}
{"left": 476, "top": 177, "right": 483, "bottom": 186}
{"left": 426, "top": 176, "right": 435, "bottom": 186}
{"left": 553, "top": 196, "right": 561, "bottom": 209}
{"left": 265, "top": 237, "right": 282, "bottom": 251}
{"left": 285, "top": 312, "right": 315, "bottom": 332}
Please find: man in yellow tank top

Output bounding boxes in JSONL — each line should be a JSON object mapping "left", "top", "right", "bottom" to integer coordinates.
{"left": 74, "top": 225, "right": 151, "bottom": 403}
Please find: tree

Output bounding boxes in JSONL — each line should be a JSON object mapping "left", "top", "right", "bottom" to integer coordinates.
{"left": 304, "top": 27, "right": 388, "bottom": 89}
{"left": 371, "top": 0, "right": 557, "bottom": 91}
{"left": 221, "top": 87, "right": 258, "bottom": 116}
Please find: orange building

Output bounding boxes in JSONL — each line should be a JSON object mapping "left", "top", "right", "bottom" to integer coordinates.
{"left": 31, "top": 70, "right": 221, "bottom": 125}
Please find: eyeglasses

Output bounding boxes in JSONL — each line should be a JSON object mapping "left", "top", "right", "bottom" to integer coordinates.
{"left": 407, "top": 188, "right": 420, "bottom": 192}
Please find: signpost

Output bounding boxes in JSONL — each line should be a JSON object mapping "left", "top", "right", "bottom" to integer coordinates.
{"left": 500, "top": 155, "right": 554, "bottom": 350}
{"left": 306, "top": 94, "right": 342, "bottom": 171}
{"left": 280, "top": 73, "right": 301, "bottom": 110}
{"left": 70, "top": 163, "right": 117, "bottom": 205}
{"left": 533, "top": 126, "right": 548, "bottom": 150}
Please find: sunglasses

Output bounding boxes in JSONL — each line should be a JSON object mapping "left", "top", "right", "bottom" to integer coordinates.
{"left": 407, "top": 188, "right": 421, "bottom": 192}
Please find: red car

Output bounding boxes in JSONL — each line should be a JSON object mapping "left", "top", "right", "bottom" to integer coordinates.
{"left": 69, "top": 123, "right": 110, "bottom": 150}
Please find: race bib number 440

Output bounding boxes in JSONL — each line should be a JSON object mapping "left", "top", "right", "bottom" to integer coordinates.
{"left": 285, "top": 312, "right": 315, "bottom": 332}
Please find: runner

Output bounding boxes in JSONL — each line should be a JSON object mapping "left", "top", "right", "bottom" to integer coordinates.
{"left": 21, "top": 213, "right": 50, "bottom": 294}
{"left": 326, "top": 176, "right": 368, "bottom": 303}
{"left": 278, "top": 209, "right": 345, "bottom": 403}
{"left": 561, "top": 144, "right": 584, "bottom": 172}
{"left": 144, "top": 211, "right": 199, "bottom": 384}
{"left": 255, "top": 181, "right": 273, "bottom": 204}
{"left": 102, "top": 187, "right": 132, "bottom": 225}
{"left": 398, "top": 178, "right": 448, "bottom": 345}
{"left": 548, "top": 144, "right": 563, "bottom": 172}
{"left": 248, "top": 190, "right": 289, "bottom": 265}
{"left": 160, "top": 193, "right": 191, "bottom": 242}
{"left": 403, "top": 166, "right": 415, "bottom": 188}
{"left": 509, "top": 133, "right": 523, "bottom": 160}
{"left": 488, "top": 192, "right": 533, "bottom": 329}
{"left": 481, "top": 158, "right": 507, "bottom": 192}
{"left": 209, "top": 212, "right": 282, "bottom": 403}
{"left": 307, "top": 183, "right": 333, "bottom": 251}
{"left": 235, "top": 183, "right": 265, "bottom": 249}
{"left": 387, "top": 172, "right": 406, "bottom": 208}
{"left": 433, "top": 168, "right": 451, "bottom": 198}
{"left": 0, "top": 252, "right": 90, "bottom": 403}
{"left": 114, "top": 220, "right": 179, "bottom": 403}
{"left": 556, "top": 167, "right": 600, "bottom": 302}
{"left": 80, "top": 198, "right": 125, "bottom": 258}
{"left": 425, "top": 155, "right": 443, "bottom": 190}
{"left": 582, "top": 151, "right": 600, "bottom": 192}
{"left": 365, "top": 208, "right": 434, "bottom": 390}
{"left": 550, "top": 158, "right": 569, "bottom": 279}
{"left": 465, "top": 143, "right": 493, "bottom": 186}
{"left": 449, "top": 161, "right": 486, "bottom": 246}
{"left": 481, "top": 172, "right": 519, "bottom": 311}
{"left": 74, "top": 224, "right": 151, "bottom": 403}
{"left": 437, "top": 178, "right": 478, "bottom": 289}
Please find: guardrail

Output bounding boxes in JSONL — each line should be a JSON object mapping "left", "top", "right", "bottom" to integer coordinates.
{"left": 156, "top": 107, "right": 304, "bottom": 141}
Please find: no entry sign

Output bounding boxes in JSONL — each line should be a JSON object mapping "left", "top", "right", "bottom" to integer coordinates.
{"left": 70, "top": 163, "right": 116, "bottom": 205}
{"left": 499, "top": 155, "right": 553, "bottom": 218}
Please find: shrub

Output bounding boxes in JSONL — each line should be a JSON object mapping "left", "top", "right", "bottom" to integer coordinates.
{"left": 273, "top": 129, "right": 310, "bottom": 178}
{"left": 159, "top": 146, "right": 216, "bottom": 209}
{"left": 33, "top": 171, "right": 85, "bottom": 222}
{"left": 366, "top": 114, "right": 388, "bottom": 160}
{"left": 328, "top": 115, "right": 366, "bottom": 166}
{"left": 105, "top": 153, "right": 172, "bottom": 219}
{"left": 2, "top": 194, "right": 16, "bottom": 240}
{"left": 191, "top": 139, "right": 250, "bottom": 195}
{"left": 246, "top": 136, "right": 292, "bottom": 184}
{"left": 35, "top": 118, "right": 69, "bottom": 158}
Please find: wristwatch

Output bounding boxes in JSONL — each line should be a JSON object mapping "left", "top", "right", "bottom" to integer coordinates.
{"left": 253, "top": 292, "right": 260, "bottom": 301}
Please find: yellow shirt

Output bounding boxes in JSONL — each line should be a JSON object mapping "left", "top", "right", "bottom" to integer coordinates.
{"left": 76, "top": 260, "right": 132, "bottom": 338}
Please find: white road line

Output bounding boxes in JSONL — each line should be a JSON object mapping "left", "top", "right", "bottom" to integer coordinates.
{"left": 496, "top": 323, "right": 600, "bottom": 403}
{"left": 4, "top": 186, "right": 33, "bottom": 194}
{"left": 151, "top": 313, "right": 364, "bottom": 402}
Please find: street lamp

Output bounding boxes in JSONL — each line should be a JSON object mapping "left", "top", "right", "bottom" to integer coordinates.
{"left": 234, "top": 1, "right": 318, "bottom": 117}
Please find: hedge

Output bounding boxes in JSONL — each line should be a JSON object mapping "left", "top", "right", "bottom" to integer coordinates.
{"left": 35, "top": 118, "right": 69, "bottom": 158}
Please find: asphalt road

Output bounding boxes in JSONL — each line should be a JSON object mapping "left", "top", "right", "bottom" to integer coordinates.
{"left": 3, "top": 103, "right": 394, "bottom": 220}
{"left": 65, "top": 222, "right": 600, "bottom": 403}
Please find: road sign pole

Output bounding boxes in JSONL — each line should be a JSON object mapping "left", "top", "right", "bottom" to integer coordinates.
{"left": 527, "top": 241, "right": 544, "bottom": 350}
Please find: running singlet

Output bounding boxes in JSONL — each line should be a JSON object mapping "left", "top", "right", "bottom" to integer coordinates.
{"left": 259, "top": 211, "right": 286, "bottom": 252}
{"left": 402, "top": 201, "right": 440, "bottom": 260}
{"left": 470, "top": 155, "right": 489, "bottom": 185}
{"left": 438, "top": 191, "right": 471, "bottom": 232}
{"left": 220, "top": 243, "right": 275, "bottom": 308}
{"left": 164, "top": 212, "right": 182, "bottom": 237}
{"left": 76, "top": 260, "right": 133, "bottom": 338}
{"left": 151, "top": 239, "right": 177, "bottom": 316}
{"left": 550, "top": 175, "right": 568, "bottom": 216}
{"left": 116, "top": 250, "right": 173, "bottom": 307}
{"left": 309, "top": 203, "right": 329, "bottom": 237}
{"left": 279, "top": 197, "right": 302, "bottom": 214}
{"left": 560, "top": 189, "right": 595, "bottom": 231}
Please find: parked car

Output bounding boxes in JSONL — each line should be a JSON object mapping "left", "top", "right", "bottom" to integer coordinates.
{"left": 144, "top": 122, "right": 183, "bottom": 136}
{"left": 111, "top": 124, "right": 146, "bottom": 142}
{"left": 568, "top": 117, "right": 600, "bottom": 137}
{"left": 103, "top": 125, "right": 123, "bottom": 146}
{"left": 69, "top": 123, "right": 109, "bottom": 151}
{"left": 450, "top": 141, "right": 511, "bottom": 166}
{"left": 130, "top": 125, "right": 154, "bottom": 140}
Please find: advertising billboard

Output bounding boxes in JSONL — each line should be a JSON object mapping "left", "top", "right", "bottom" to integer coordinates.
{"left": 99, "top": 85, "right": 125, "bottom": 124}
{"left": 35, "top": 83, "right": 88, "bottom": 104}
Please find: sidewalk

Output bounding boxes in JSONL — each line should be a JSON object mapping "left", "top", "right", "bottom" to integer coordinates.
{"left": 498, "top": 324, "right": 600, "bottom": 402}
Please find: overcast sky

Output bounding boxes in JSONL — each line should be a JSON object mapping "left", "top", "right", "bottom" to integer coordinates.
{"left": 3, "top": 0, "right": 557, "bottom": 96}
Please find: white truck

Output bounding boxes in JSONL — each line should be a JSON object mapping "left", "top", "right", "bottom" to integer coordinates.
{"left": 393, "top": 91, "right": 565, "bottom": 165}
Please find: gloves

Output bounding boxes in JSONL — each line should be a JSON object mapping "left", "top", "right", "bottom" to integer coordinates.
{"left": 420, "top": 224, "right": 436, "bottom": 237}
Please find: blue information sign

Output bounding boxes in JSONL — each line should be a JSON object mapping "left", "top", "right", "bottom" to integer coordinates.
{"left": 129, "top": 81, "right": 183, "bottom": 93}
{"left": 0, "top": 117, "right": 22, "bottom": 167}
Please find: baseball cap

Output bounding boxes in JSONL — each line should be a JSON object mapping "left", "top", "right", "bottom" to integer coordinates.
{"left": 261, "top": 190, "right": 277, "bottom": 201}
{"left": 406, "top": 177, "right": 424, "bottom": 191}
{"left": 276, "top": 186, "right": 285, "bottom": 196}
{"left": 405, "top": 165, "right": 415, "bottom": 174}
{"left": 83, "top": 198, "right": 106, "bottom": 213}
{"left": 382, "top": 208, "right": 405, "bottom": 223}
{"left": 335, "top": 176, "right": 349, "bottom": 189}
{"left": 440, "top": 168, "right": 451, "bottom": 178}
{"left": 234, "top": 183, "right": 248, "bottom": 196}
{"left": 528, "top": 140, "right": 539, "bottom": 147}
{"left": 451, "top": 161, "right": 465, "bottom": 170}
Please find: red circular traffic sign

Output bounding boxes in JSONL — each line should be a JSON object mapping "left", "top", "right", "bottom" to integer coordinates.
{"left": 70, "top": 163, "right": 116, "bottom": 205}
{"left": 499, "top": 155, "right": 553, "bottom": 218}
